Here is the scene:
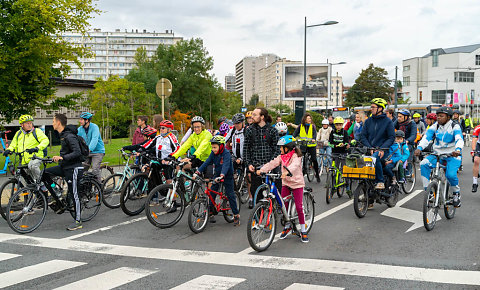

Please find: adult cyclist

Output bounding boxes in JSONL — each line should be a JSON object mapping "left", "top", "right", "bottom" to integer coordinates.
{"left": 415, "top": 107, "right": 463, "bottom": 207}
{"left": 470, "top": 122, "right": 480, "bottom": 192}
{"left": 77, "top": 112, "right": 105, "bottom": 182}
{"left": 360, "top": 98, "right": 395, "bottom": 191}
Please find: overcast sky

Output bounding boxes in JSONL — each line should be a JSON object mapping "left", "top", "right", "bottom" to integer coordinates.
{"left": 90, "top": 0, "right": 480, "bottom": 86}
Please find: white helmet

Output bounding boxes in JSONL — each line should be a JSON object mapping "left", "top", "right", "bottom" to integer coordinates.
{"left": 322, "top": 119, "right": 329, "bottom": 125}
{"left": 275, "top": 122, "right": 288, "bottom": 134}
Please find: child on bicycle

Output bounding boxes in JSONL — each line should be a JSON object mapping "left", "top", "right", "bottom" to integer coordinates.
{"left": 329, "top": 117, "right": 350, "bottom": 166}
{"left": 195, "top": 136, "right": 240, "bottom": 226}
{"left": 384, "top": 130, "right": 409, "bottom": 184}
{"left": 257, "top": 135, "right": 309, "bottom": 243}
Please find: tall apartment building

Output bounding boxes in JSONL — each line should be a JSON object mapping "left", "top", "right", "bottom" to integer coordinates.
{"left": 224, "top": 74, "right": 236, "bottom": 92}
{"left": 235, "top": 54, "right": 280, "bottom": 105}
{"left": 62, "top": 29, "right": 183, "bottom": 80}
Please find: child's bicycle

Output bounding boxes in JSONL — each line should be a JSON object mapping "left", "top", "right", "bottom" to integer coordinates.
{"left": 247, "top": 167, "right": 315, "bottom": 252}
{"left": 0, "top": 130, "right": 12, "bottom": 175}
{"left": 188, "top": 175, "right": 241, "bottom": 234}
{"left": 325, "top": 153, "right": 352, "bottom": 204}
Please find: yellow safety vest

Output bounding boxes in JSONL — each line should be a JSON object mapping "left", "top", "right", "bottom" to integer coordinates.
{"left": 299, "top": 124, "right": 316, "bottom": 147}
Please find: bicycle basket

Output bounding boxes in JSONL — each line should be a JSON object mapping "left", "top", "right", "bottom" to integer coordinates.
{"left": 342, "top": 165, "right": 375, "bottom": 180}
{"left": 346, "top": 153, "right": 363, "bottom": 168}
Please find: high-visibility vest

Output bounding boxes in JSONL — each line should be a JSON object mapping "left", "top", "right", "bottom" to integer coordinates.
{"left": 299, "top": 124, "right": 316, "bottom": 147}
{"left": 414, "top": 126, "right": 422, "bottom": 143}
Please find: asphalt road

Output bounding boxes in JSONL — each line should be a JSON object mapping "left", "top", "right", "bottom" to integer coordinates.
{"left": 0, "top": 153, "right": 479, "bottom": 289}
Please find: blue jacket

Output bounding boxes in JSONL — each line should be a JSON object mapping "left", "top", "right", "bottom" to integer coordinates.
{"left": 353, "top": 121, "right": 363, "bottom": 141}
{"left": 360, "top": 113, "right": 395, "bottom": 149}
{"left": 198, "top": 147, "right": 234, "bottom": 179}
{"left": 388, "top": 142, "right": 409, "bottom": 164}
{"left": 393, "top": 119, "right": 417, "bottom": 145}
{"left": 78, "top": 123, "right": 105, "bottom": 154}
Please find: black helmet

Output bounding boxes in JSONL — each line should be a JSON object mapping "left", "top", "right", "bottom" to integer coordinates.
{"left": 395, "top": 130, "right": 405, "bottom": 138}
{"left": 232, "top": 113, "right": 245, "bottom": 124}
{"left": 453, "top": 109, "right": 462, "bottom": 115}
{"left": 436, "top": 107, "right": 453, "bottom": 117}
{"left": 349, "top": 114, "right": 356, "bottom": 121}
{"left": 217, "top": 116, "right": 227, "bottom": 125}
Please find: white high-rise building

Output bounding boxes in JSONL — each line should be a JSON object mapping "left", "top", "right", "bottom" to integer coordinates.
{"left": 224, "top": 74, "right": 236, "bottom": 92}
{"left": 62, "top": 29, "right": 183, "bottom": 80}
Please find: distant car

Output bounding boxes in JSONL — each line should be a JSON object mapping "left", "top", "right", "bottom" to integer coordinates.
{"left": 305, "top": 79, "right": 325, "bottom": 89}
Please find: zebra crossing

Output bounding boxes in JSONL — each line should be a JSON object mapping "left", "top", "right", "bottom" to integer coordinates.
{"left": 0, "top": 251, "right": 343, "bottom": 289}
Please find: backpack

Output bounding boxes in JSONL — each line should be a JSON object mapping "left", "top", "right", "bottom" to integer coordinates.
{"left": 16, "top": 128, "right": 48, "bottom": 156}
{"left": 76, "top": 135, "right": 90, "bottom": 161}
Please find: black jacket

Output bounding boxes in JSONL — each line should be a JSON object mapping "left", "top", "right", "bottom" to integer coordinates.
{"left": 59, "top": 125, "right": 84, "bottom": 169}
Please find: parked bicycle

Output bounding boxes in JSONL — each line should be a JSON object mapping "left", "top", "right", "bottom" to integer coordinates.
{"left": 317, "top": 145, "right": 330, "bottom": 179}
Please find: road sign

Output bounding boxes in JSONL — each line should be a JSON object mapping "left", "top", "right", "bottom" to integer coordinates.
{"left": 156, "top": 78, "right": 172, "bottom": 118}
{"left": 241, "top": 107, "right": 247, "bottom": 113}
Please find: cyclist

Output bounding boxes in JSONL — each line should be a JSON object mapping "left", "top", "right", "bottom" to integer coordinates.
{"left": 470, "top": 123, "right": 480, "bottom": 192}
{"left": 415, "top": 107, "right": 463, "bottom": 207}
{"left": 329, "top": 117, "right": 350, "bottom": 166}
{"left": 147, "top": 120, "right": 179, "bottom": 182}
{"left": 195, "top": 136, "right": 240, "bottom": 226}
{"left": 122, "top": 126, "right": 157, "bottom": 154}
{"left": 360, "top": 98, "right": 395, "bottom": 191}
{"left": 132, "top": 115, "right": 148, "bottom": 145}
{"left": 4, "top": 114, "right": 49, "bottom": 185}
{"left": 317, "top": 119, "right": 333, "bottom": 168}
{"left": 465, "top": 113, "right": 474, "bottom": 134}
{"left": 353, "top": 112, "right": 365, "bottom": 141}
{"left": 425, "top": 113, "right": 437, "bottom": 130}
{"left": 343, "top": 114, "right": 356, "bottom": 139}
{"left": 218, "top": 122, "right": 230, "bottom": 137}
{"left": 43, "top": 113, "right": 85, "bottom": 231}
{"left": 413, "top": 113, "right": 426, "bottom": 136}
{"left": 77, "top": 112, "right": 105, "bottom": 182}
{"left": 257, "top": 135, "right": 308, "bottom": 243}
{"left": 452, "top": 110, "right": 466, "bottom": 171}
{"left": 293, "top": 113, "right": 320, "bottom": 182}
{"left": 384, "top": 130, "right": 409, "bottom": 184}
{"left": 394, "top": 109, "right": 417, "bottom": 175}
{"left": 245, "top": 111, "right": 254, "bottom": 128}
{"left": 274, "top": 121, "right": 288, "bottom": 137}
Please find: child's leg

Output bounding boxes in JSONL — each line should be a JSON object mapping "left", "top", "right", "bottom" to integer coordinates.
{"left": 398, "top": 161, "right": 405, "bottom": 180}
{"left": 223, "top": 180, "right": 239, "bottom": 215}
{"left": 210, "top": 183, "right": 219, "bottom": 213}
{"left": 281, "top": 186, "right": 292, "bottom": 229}
{"left": 291, "top": 187, "right": 305, "bottom": 225}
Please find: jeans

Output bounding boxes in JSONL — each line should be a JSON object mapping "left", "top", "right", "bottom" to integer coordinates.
{"left": 373, "top": 151, "right": 387, "bottom": 183}
{"left": 318, "top": 146, "right": 332, "bottom": 169}
{"left": 420, "top": 155, "right": 461, "bottom": 193}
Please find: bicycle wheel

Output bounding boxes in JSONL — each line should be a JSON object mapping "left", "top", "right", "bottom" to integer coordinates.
{"left": 120, "top": 172, "right": 150, "bottom": 216}
{"left": 402, "top": 162, "right": 416, "bottom": 194}
{"left": 253, "top": 184, "right": 269, "bottom": 206}
{"left": 247, "top": 200, "right": 276, "bottom": 252}
{"left": 306, "top": 155, "right": 315, "bottom": 182}
{"left": 188, "top": 197, "right": 209, "bottom": 233}
{"left": 101, "top": 173, "right": 123, "bottom": 209}
{"left": 353, "top": 182, "right": 368, "bottom": 218}
{"left": 387, "top": 184, "right": 399, "bottom": 208}
{"left": 0, "top": 179, "right": 22, "bottom": 220}
{"left": 222, "top": 192, "right": 241, "bottom": 223}
{"left": 325, "top": 171, "right": 334, "bottom": 204}
{"left": 317, "top": 155, "right": 324, "bottom": 179}
{"left": 302, "top": 192, "right": 315, "bottom": 234}
{"left": 336, "top": 173, "right": 345, "bottom": 198}
{"left": 145, "top": 183, "right": 185, "bottom": 229}
{"left": 74, "top": 179, "right": 102, "bottom": 222}
{"left": 235, "top": 170, "right": 249, "bottom": 204}
{"left": 6, "top": 188, "right": 47, "bottom": 234}
{"left": 443, "top": 183, "right": 455, "bottom": 219}
{"left": 100, "top": 165, "right": 114, "bottom": 182}
{"left": 423, "top": 183, "right": 439, "bottom": 231}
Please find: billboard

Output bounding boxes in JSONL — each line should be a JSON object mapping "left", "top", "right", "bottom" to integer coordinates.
{"left": 282, "top": 63, "right": 331, "bottom": 101}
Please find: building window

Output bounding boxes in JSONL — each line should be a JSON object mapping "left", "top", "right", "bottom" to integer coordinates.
{"left": 432, "top": 90, "right": 453, "bottom": 104}
{"left": 476, "top": 55, "right": 480, "bottom": 66}
{"left": 403, "top": 76, "right": 410, "bottom": 86}
{"left": 454, "top": 72, "right": 474, "bottom": 82}
{"left": 432, "top": 49, "right": 438, "bottom": 67}
{"left": 403, "top": 65, "right": 410, "bottom": 71}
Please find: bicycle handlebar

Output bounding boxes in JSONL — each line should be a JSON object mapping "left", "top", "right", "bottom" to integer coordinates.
{"left": 31, "top": 155, "right": 54, "bottom": 163}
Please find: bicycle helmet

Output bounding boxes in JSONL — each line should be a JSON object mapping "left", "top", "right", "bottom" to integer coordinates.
{"left": 453, "top": 109, "right": 462, "bottom": 115}
{"left": 210, "top": 135, "right": 226, "bottom": 144}
{"left": 371, "top": 98, "right": 387, "bottom": 109}
{"left": 426, "top": 113, "right": 437, "bottom": 120}
{"left": 333, "top": 117, "right": 344, "bottom": 124}
{"left": 217, "top": 116, "right": 227, "bottom": 125}
{"left": 159, "top": 120, "right": 174, "bottom": 129}
{"left": 232, "top": 113, "right": 245, "bottom": 124}
{"left": 141, "top": 125, "right": 157, "bottom": 137}
{"left": 412, "top": 113, "right": 422, "bottom": 118}
{"left": 398, "top": 109, "right": 410, "bottom": 116}
{"left": 80, "top": 112, "right": 93, "bottom": 120}
{"left": 219, "top": 123, "right": 230, "bottom": 135}
{"left": 436, "top": 107, "right": 453, "bottom": 117}
{"left": 245, "top": 111, "right": 253, "bottom": 118}
{"left": 275, "top": 122, "right": 288, "bottom": 135}
{"left": 19, "top": 114, "right": 34, "bottom": 124}
{"left": 277, "top": 135, "right": 296, "bottom": 149}
{"left": 395, "top": 130, "right": 405, "bottom": 138}
{"left": 191, "top": 116, "right": 205, "bottom": 125}
{"left": 321, "top": 119, "right": 329, "bottom": 125}
{"left": 349, "top": 114, "right": 356, "bottom": 122}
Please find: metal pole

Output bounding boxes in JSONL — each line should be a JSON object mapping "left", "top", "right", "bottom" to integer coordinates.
{"left": 303, "top": 16, "right": 307, "bottom": 115}
{"left": 394, "top": 66, "right": 398, "bottom": 111}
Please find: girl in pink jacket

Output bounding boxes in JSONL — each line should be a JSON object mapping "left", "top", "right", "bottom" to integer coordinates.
{"left": 257, "top": 135, "right": 308, "bottom": 243}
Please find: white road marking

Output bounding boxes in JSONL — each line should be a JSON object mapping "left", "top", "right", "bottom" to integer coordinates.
{"left": 0, "top": 233, "right": 478, "bottom": 286}
{"left": 170, "top": 275, "right": 246, "bottom": 290}
{"left": 63, "top": 216, "right": 147, "bottom": 240}
{"left": 53, "top": 267, "right": 157, "bottom": 290}
{"left": 0, "top": 252, "right": 20, "bottom": 261}
{"left": 0, "top": 259, "right": 86, "bottom": 288}
{"left": 284, "top": 283, "right": 344, "bottom": 290}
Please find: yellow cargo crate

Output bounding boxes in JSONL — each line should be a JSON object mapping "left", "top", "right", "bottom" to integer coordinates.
{"left": 343, "top": 165, "right": 375, "bottom": 180}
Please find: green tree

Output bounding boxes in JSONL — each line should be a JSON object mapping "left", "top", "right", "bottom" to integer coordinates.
{"left": 345, "top": 64, "right": 392, "bottom": 108}
{"left": 220, "top": 91, "right": 242, "bottom": 119}
{"left": 0, "top": 0, "right": 100, "bottom": 123}
{"left": 269, "top": 103, "right": 292, "bottom": 115}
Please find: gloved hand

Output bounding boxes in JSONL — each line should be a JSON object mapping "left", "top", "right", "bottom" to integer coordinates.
{"left": 26, "top": 147, "right": 39, "bottom": 154}
{"left": 2, "top": 149, "right": 11, "bottom": 157}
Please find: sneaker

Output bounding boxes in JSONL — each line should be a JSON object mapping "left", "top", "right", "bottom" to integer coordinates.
{"left": 368, "top": 203, "right": 374, "bottom": 209}
{"left": 300, "top": 232, "right": 309, "bottom": 243}
{"left": 67, "top": 221, "right": 83, "bottom": 231}
{"left": 453, "top": 193, "right": 461, "bottom": 208}
{"left": 233, "top": 215, "right": 240, "bottom": 226}
{"left": 279, "top": 227, "right": 292, "bottom": 239}
{"left": 209, "top": 215, "right": 216, "bottom": 223}
{"left": 248, "top": 200, "right": 253, "bottom": 209}
{"left": 316, "top": 175, "right": 320, "bottom": 183}
{"left": 374, "top": 183, "right": 385, "bottom": 190}
{"left": 472, "top": 184, "right": 478, "bottom": 193}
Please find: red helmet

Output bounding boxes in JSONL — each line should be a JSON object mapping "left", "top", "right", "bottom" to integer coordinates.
{"left": 159, "top": 120, "right": 174, "bottom": 129}
{"left": 141, "top": 125, "right": 157, "bottom": 137}
{"left": 426, "top": 113, "right": 437, "bottom": 121}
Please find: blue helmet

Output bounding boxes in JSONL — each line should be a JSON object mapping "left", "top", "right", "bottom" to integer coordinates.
{"left": 398, "top": 109, "right": 410, "bottom": 116}
{"left": 80, "top": 112, "right": 93, "bottom": 120}
{"left": 277, "top": 135, "right": 296, "bottom": 148}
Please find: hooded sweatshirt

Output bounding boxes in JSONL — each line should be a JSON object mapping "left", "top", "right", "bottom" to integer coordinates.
{"left": 59, "top": 125, "right": 84, "bottom": 169}
{"left": 360, "top": 113, "right": 395, "bottom": 149}
{"left": 259, "top": 152, "right": 304, "bottom": 189}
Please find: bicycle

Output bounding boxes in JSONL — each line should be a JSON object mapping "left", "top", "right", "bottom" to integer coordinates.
{"left": 422, "top": 152, "right": 457, "bottom": 231}
{"left": 233, "top": 160, "right": 250, "bottom": 204}
{"left": 297, "top": 138, "right": 316, "bottom": 182}
{"left": 188, "top": 175, "right": 241, "bottom": 233}
{"left": 145, "top": 159, "right": 203, "bottom": 229}
{"left": 325, "top": 153, "right": 351, "bottom": 204}
{"left": 402, "top": 156, "right": 417, "bottom": 194}
{"left": 317, "top": 144, "right": 330, "bottom": 179}
{"left": 5, "top": 155, "right": 102, "bottom": 234}
{"left": 82, "top": 161, "right": 114, "bottom": 183}
{"left": 0, "top": 130, "right": 12, "bottom": 175}
{"left": 464, "top": 132, "right": 471, "bottom": 148}
{"left": 247, "top": 167, "right": 315, "bottom": 252}
{"left": 101, "top": 149, "right": 140, "bottom": 209}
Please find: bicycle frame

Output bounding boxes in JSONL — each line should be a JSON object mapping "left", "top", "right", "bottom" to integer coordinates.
{"left": 429, "top": 155, "right": 449, "bottom": 207}
{"left": 164, "top": 164, "right": 200, "bottom": 207}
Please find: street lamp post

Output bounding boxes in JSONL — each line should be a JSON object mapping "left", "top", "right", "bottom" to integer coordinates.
{"left": 303, "top": 17, "right": 338, "bottom": 115}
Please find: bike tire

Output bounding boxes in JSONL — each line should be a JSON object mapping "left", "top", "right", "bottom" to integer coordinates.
{"left": 402, "top": 162, "right": 416, "bottom": 194}
{"left": 336, "top": 173, "right": 345, "bottom": 198}
{"left": 253, "top": 184, "right": 269, "bottom": 207}
{"left": 306, "top": 155, "right": 315, "bottom": 182}
{"left": 188, "top": 197, "right": 209, "bottom": 233}
{"left": 145, "top": 183, "right": 186, "bottom": 229}
{"left": 325, "top": 171, "right": 334, "bottom": 204}
{"left": 6, "top": 188, "right": 47, "bottom": 234}
{"left": 0, "top": 178, "right": 21, "bottom": 220}
{"left": 101, "top": 173, "right": 124, "bottom": 209}
{"left": 353, "top": 182, "right": 368, "bottom": 218}
{"left": 72, "top": 179, "right": 102, "bottom": 222}
{"left": 387, "top": 183, "right": 399, "bottom": 208}
{"left": 235, "top": 170, "right": 249, "bottom": 204}
{"left": 100, "top": 165, "right": 114, "bottom": 182}
{"left": 223, "top": 192, "right": 241, "bottom": 223}
{"left": 443, "top": 183, "right": 455, "bottom": 219}
{"left": 120, "top": 172, "right": 150, "bottom": 216}
{"left": 247, "top": 200, "right": 277, "bottom": 252}
{"left": 303, "top": 192, "right": 315, "bottom": 234}
{"left": 423, "top": 182, "right": 439, "bottom": 231}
